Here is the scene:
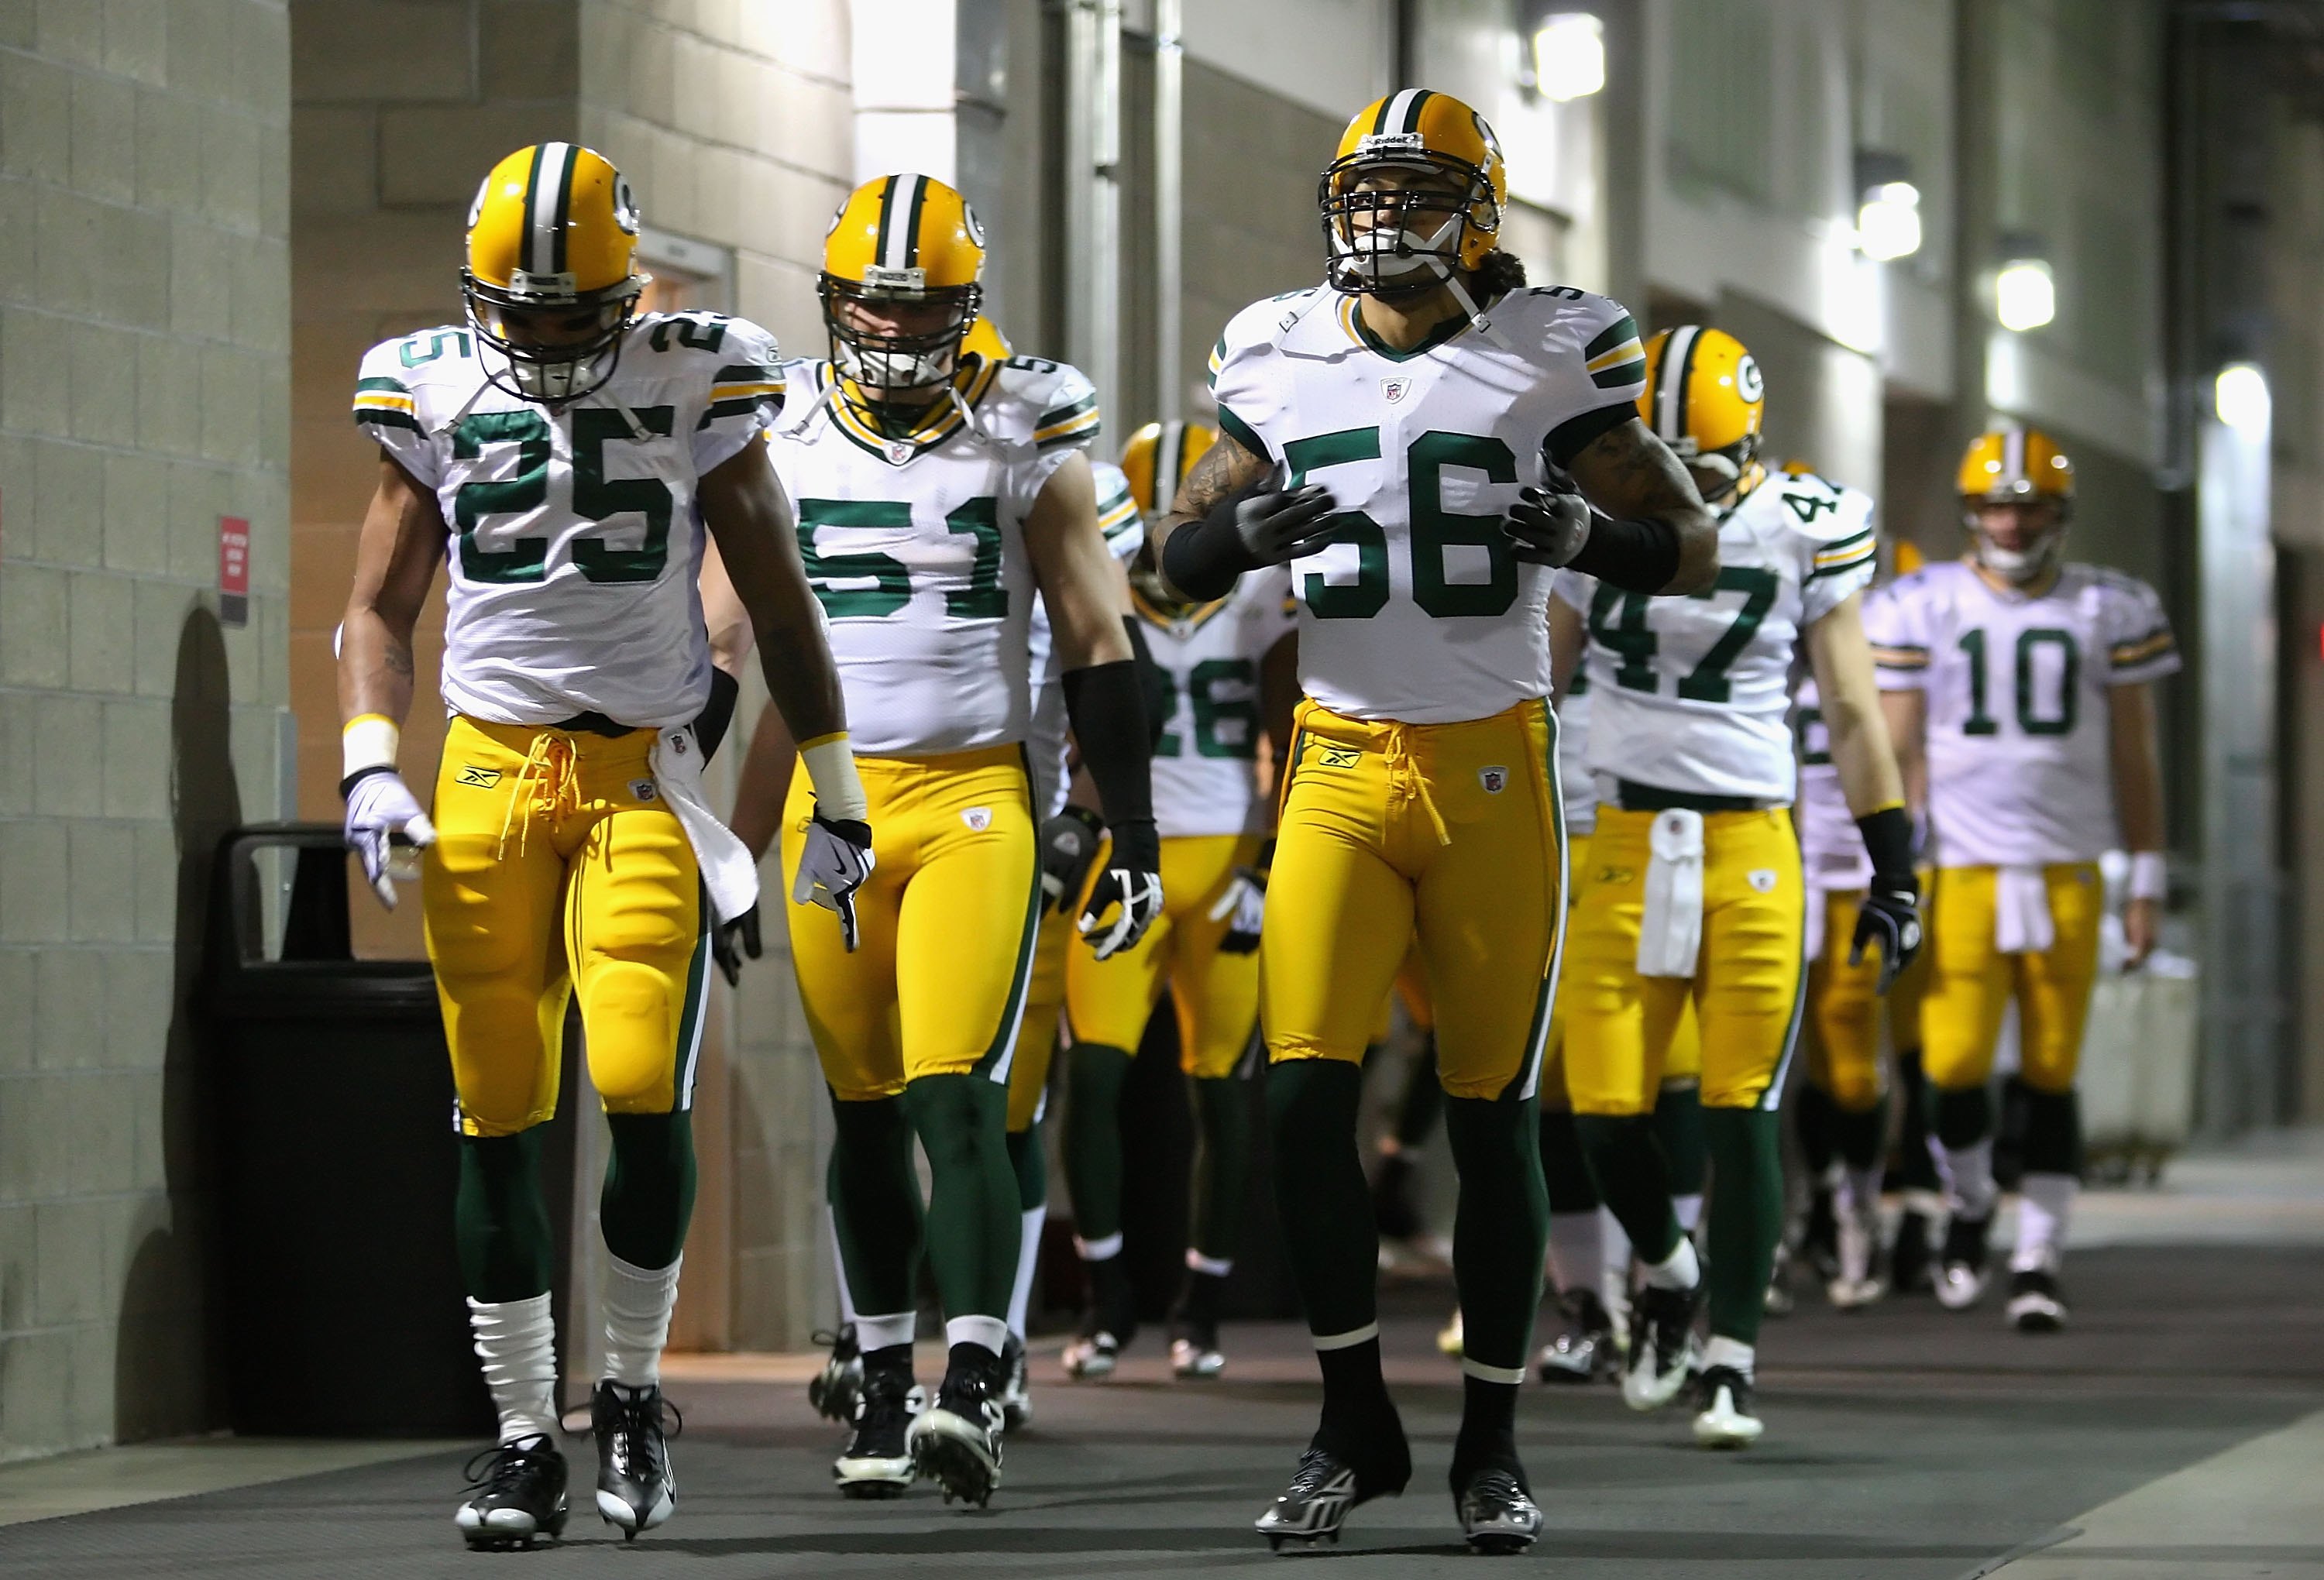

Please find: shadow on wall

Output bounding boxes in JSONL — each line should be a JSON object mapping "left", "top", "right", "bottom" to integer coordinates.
{"left": 115, "top": 607, "right": 241, "bottom": 1442}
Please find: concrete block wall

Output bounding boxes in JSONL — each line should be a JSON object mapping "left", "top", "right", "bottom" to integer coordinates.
{"left": 0, "top": 0, "right": 293, "bottom": 1462}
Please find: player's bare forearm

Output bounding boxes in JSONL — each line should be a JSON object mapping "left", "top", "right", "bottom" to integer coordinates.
{"left": 1152, "top": 428, "right": 1272, "bottom": 590}
{"left": 1547, "top": 596, "right": 1587, "bottom": 705}
{"left": 729, "top": 699, "right": 798, "bottom": 864}
{"left": 1807, "top": 594, "right": 1907, "bottom": 817}
{"left": 338, "top": 452, "right": 445, "bottom": 729}
{"left": 1563, "top": 417, "right": 1719, "bottom": 594}
{"left": 697, "top": 535, "right": 755, "bottom": 678}
{"left": 2108, "top": 682, "right": 2166, "bottom": 854}
{"left": 1028, "top": 451, "right": 1133, "bottom": 670}
{"left": 1879, "top": 688, "right": 1928, "bottom": 819}
{"left": 699, "top": 441, "right": 849, "bottom": 745}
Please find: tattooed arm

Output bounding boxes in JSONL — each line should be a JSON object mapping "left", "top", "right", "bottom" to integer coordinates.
{"left": 1150, "top": 428, "right": 1275, "bottom": 597}
{"left": 339, "top": 452, "right": 446, "bottom": 730}
{"left": 1563, "top": 416, "right": 1721, "bottom": 595}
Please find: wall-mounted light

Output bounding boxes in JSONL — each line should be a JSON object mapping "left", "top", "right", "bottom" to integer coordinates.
{"left": 1852, "top": 151, "right": 1920, "bottom": 261}
{"left": 1533, "top": 12, "right": 1605, "bottom": 101}
{"left": 2216, "top": 362, "right": 2271, "bottom": 433}
{"left": 1993, "top": 231, "right": 2054, "bottom": 332}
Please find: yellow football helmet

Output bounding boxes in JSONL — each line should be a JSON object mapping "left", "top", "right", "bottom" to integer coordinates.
{"left": 1958, "top": 428, "right": 2073, "bottom": 582}
{"left": 1122, "top": 421, "right": 1217, "bottom": 617}
{"left": 820, "top": 173, "right": 987, "bottom": 391}
{"left": 462, "top": 143, "right": 647, "bottom": 403}
{"left": 1638, "top": 325, "right": 1765, "bottom": 503}
{"left": 1321, "top": 89, "right": 1506, "bottom": 293}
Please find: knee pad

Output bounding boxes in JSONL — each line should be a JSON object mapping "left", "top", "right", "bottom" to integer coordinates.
{"left": 583, "top": 960, "right": 682, "bottom": 1108}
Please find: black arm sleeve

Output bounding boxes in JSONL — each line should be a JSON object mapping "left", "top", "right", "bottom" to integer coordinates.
{"left": 1122, "top": 616, "right": 1174, "bottom": 751}
{"left": 1061, "top": 659, "right": 1159, "bottom": 871}
{"left": 1159, "top": 508, "right": 1258, "bottom": 603}
{"left": 693, "top": 667, "right": 741, "bottom": 761}
{"left": 1855, "top": 805, "right": 1917, "bottom": 889}
{"left": 1566, "top": 513, "right": 1683, "bottom": 596}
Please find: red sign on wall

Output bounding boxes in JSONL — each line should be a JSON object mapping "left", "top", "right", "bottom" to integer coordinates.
{"left": 218, "top": 515, "right": 249, "bottom": 627}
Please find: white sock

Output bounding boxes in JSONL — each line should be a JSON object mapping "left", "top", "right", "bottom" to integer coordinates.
{"left": 1600, "top": 1206, "right": 1632, "bottom": 1313}
{"left": 1547, "top": 1210, "right": 1602, "bottom": 1296}
{"left": 1700, "top": 1334, "right": 1755, "bottom": 1380}
{"left": 1672, "top": 1193, "right": 1704, "bottom": 1234}
{"left": 602, "top": 1253, "right": 682, "bottom": 1387}
{"left": 856, "top": 1310, "right": 915, "bottom": 1352}
{"left": 1838, "top": 1165, "right": 1885, "bottom": 1219}
{"left": 2012, "top": 1172, "right": 2076, "bottom": 1272}
{"left": 1185, "top": 1248, "right": 1233, "bottom": 1277}
{"left": 947, "top": 1314, "right": 1009, "bottom": 1357}
{"left": 1075, "top": 1231, "right": 1123, "bottom": 1262}
{"left": 1642, "top": 1235, "right": 1700, "bottom": 1292}
{"left": 827, "top": 1204, "right": 859, "bottom": 1327}
{"left": 468, "top": 1293, "right": 558, "bottom": 1444}
{"left": 1933, "top": 1135, "right": 1998, "bottom": 1219}
{"left": 1007, "top": 1205, "right": 1047, "bottom": 1341}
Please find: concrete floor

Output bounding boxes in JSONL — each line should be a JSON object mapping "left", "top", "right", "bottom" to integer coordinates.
{"left": 1, "top": 1237, "right": 2320, "bottom": 1578}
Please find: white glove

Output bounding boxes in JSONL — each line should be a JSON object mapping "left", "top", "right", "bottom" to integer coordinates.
{"left": 1207, "top": 868, "right": 1267, "bottom": 955}
{"left": 792, "top": 809, "right": 875, "bottom": 952}
{"left": 342, "top": 769, "right": 435, "bottom": 909}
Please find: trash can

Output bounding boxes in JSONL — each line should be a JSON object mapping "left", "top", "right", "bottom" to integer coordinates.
{"left": 202, "top": 823, "right": 497, "bottom": 1437}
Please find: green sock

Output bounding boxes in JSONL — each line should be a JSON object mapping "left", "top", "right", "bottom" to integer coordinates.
{"left": 1653, "top": 1080, "right": 1707, "bottom": 1200}
{"left": 1703, "top": 1107, "right": 1784, "bottom": 1345}
{"left": 1895, "top": 1047, "right": 1941, "bottom": 1192}
{"left": 1443, "top": 1093, "right": 1548, "bottom": 1375}
{"left": 1538, "top": 1106, "right": 1599, "bottom": 1212}
{"left": 1574, "top": 1112, "right": 1682, "bottom": 1265}
{"left": 1795, "top": 1080, "right": 1838, "bottom": 1177}
{"left": 901, "top": 1073, "right": 1018, "bottom": 1318}
{"left": 1830, "top": 1092, "right": 1890, "bottom": 1173}
{"left": 1006, "top": 1121, "right": 1047, "bottom": 1213}
{"left": 1266, "top": 1059, "right": 1377, "bottom": 1337}
{"left": 1188, "top": 1075, "right": 1250, "bottom": 1264}
{"left": 828, "top": 1092, "right": 924, "bottom": 1316}
{"left": 456, "top": 1130, "right": 555, "bottom": 1303}
{"left": 600, "top": 1111, "right": 697, "bottom": 1269}
{"left": 1064, "top": 1042, "right": 1133, "bottom": 1243}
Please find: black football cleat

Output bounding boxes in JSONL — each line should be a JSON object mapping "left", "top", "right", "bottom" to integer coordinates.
{"left": 808, "top": 1323, "right": 864, "bottom": 1423}
{"left": 1253, "top": 1435, "right": 1411, "bottom": 1552}
{"left": 454, "top": 1434, "right": 569, "bottom": 1550}
{"left": 1622, "top": 1279, "right": 1703, "bottom": 1411}
{"left": 999, "top": 1332, "right": 1034, "bottom": 1431}
{"left": 909, "top": 1345, "right": 1006, "bottom": 1506}
{"left": 592, "top": 1380, "right": 680, "bottom": 1537}
{"left": 1453, "top": 1464, "right": 1542, "bottom": 1554}
{"left": 834, "top": 1352, "right": 920, "bottom": 1499}
{"left": 1692, "top": 1364, "right": 1763, "bottom": 1448}
{"left": 1937, "top": 1211, "right": 1995, "bottom": 1311}
{"left": 1536, "top": 1287, "right": 1617, "bottom": 1384}
{"left": 2006, "top": 1266, "right": 2068, "bottom": 1331}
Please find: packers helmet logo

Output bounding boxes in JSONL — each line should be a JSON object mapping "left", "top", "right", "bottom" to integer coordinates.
{"left": 1473, "top": 109, "right": 1502, "bottom": 160}
{"left": 465, "top": 175, "right": 490, "bottom": 231}
{"left": 1479, "top": 766, "right": 1508, "bottom": 793}
{"left": 612, "top": 176, "right": 640, "bottom": 235}
{"left": 1317, "top": 745, "right": 1361, "bottom": 769}
{"left": 1735, "top": 354, "right": 1765, "bottom": 404}
{"left": 1381, "top": 376, "right": 1411, "bottom": 404}
{"left": 962, "top": 806, "right": 992, "bottom": 832}
{"left": 456, "top": 764, "right": 501, "bottom": 788}
{"left": 961, "top": 200, "right": 987, "bottom": 249}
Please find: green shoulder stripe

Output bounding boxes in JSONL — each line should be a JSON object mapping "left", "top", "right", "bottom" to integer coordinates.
{"left": 1037, "top": 390, "right": 1099, "bottom": 431}
{"left": 355, "top": 376, "right": 411, "bottom": 394}
{"left": 1583, "top": 314, "right": 1639, "bottom": 361}
{"left": 1214, "top": 403, "right": 1270, "bottom": 463}
{"left": 354, "top": 408, "right": 421, "bottom": 432}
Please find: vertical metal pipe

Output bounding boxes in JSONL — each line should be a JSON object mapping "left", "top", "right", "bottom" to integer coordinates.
{"left": 1153, "top": 0, "right": 1182, "bottom": 421}
{"left": 1061, "top": 1, "right": 1122, "bottom": 429}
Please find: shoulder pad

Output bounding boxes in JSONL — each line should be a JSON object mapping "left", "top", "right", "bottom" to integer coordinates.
{"left": 993, "top": 356, "right": 1100, "bottom": 451}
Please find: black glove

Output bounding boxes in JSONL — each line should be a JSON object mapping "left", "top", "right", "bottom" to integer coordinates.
{"left": 1849, "top": 805, "right": 1923, "bottom": 992}
{"left": 1501, "top": 469, "right": 1594, "bottom": 567}
{"left": 1080, "top": 816, "right": 1164, "bottom": 960}
{"left": 1038, "top": 805, "right": 1106, "bottom": 917}
{"left": 712, "top": 905, "right": 761, "bottom": 986}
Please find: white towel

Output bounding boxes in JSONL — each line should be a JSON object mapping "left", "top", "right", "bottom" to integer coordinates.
{"left": 650, "top": 726, "right": 760, "bottom": 926}
{"left": 1993, "top": 864, "right": 2054, "bottom": 954}
{"left": 1636, "top": 809, "right": 1705, "bottom": 977}
{"left": 1804, "top": 884, "right": 1831, "bottom": 963}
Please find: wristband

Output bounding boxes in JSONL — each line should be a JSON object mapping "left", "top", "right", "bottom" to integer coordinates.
{"left": 1564, "top": 513, "right": 1681, "bottom": 595}
{"left": 798, "top": 731, "right": 870, "bottom": 823}
{"left": 1854, "top": 803, "right": 1917, "bottom": 888}
{"left": 2128, "top": 850, "right": 2167, "bottom": 902}
{"left": 342, "top": 713, "right": 400, "bottom": 781}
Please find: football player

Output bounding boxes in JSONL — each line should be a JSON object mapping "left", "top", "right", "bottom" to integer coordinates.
{"left": 1866, "top": 429, "right": 2174, "bottom": 1330}
{"left": 762, "top": 174, "right": 1158, "bottom": 1506}
{"left": 336, "top": 144, "right": 870, "bottom": 1547}
{"left": 1061, "top": 419, "right": 1299, "bottom": 1384}
{"left": 1157, "top": 91, "right": 1718, "bottom": 1551}
{"left": 1550, "top": 327, "right": 1919, "bottom": 1448}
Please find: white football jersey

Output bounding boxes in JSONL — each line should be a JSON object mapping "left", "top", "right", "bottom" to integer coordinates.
{"left": 352, "top": 311, "right": 782, "bottom": 729}
{"left": 1558, "top": 470, "right": 1876, "bottom": 805}
{"left": 1865, "top": 559, "right": 2178, "bottom": 867}
{"left": 1556, "top": 663, "right": 1597, "bottom": 837}
{"left": 1790, "top": 673, "right": 1871, "bottom": 889}
{"left": 763, "top": 352, "right": 1101, "bottom": 757}
{"left": 1140, "top": 567, "right": 1299, "bottom": 838}
{"left": 1026, "top": 462, "right": 1143, "bottom": 818}
{"left": 1208, "top": 283, "right": 1649, "bottom": 723}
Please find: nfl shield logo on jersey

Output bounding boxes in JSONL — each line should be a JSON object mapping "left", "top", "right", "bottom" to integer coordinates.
{"left": 962, "top": 806, "right": 992, "bottom": 832}
{"left": 1479, "top": 765, "right": 1508, "bottom": 793}
{"left": 885, "top": 439, "right": 915, "bottom": 465}
{"left": 1381, "top": 376, "right": 1411, "bottom": 404}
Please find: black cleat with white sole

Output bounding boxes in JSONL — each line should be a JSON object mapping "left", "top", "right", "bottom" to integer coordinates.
{"left": 909, "top": 1344, "right": 1006, "bottom": 1506}
{"left": 999, "top": 1333, "right": 1033, "bottom": 1431}
{"left": 1454, "top": 1464, "right": 1542, "bottom": 1554}
{"left": 1536, "top": 1287, "right": 1617, "bottom": 1384}
{"left": 2007, "top": 1266, "right": 2068, "bottom": 1331}
{"left": 455, "top": 1434, "right": 569, "bottom": 1550}
{"left": 592, "top": 1380, "right": 680, "bottom": 1537}
{"left": 1623, "top": 1279, "right": 1704, "bottom": 1410}
{"left": 1692, "top": 1364, "right": 1764, "bottom": 1448}
{"left": 1254, "top": 1419, "right": 1411, "bottom": 1553}
{"left": 808, "top": 1323, "right": 864, "bottom": 1424}
{"left": 834, "top": 1348, "right": 920, "bottom": 1499}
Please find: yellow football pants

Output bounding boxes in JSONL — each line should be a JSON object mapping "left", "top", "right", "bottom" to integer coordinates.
{"left": 1563, "top": 805, "right": 1803, "bottom": 1115}
{"left": 1009, "top": 905, "right": 1076, "bottom": 1131}
{"left": 1803, "top": 886, "right": 1934, "bottom": 1112}
{"left": 1263, "top": 698, "right": 1562, "bottom": 1101}
{"left": 781, "top": 746, "right": 1041, "bottom": 1103}
{"left": 1067, "top": 833, "right": 1264, "bottom": 1080}
{"left": 1920, "top": 864, "right": 2102, "bottom": 1095}
{"left": 1538, "top": 832, "right": 1707, "bottom": 1104}
{"left": 423, "top": 716, "right": 710, "bottom": 1137}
